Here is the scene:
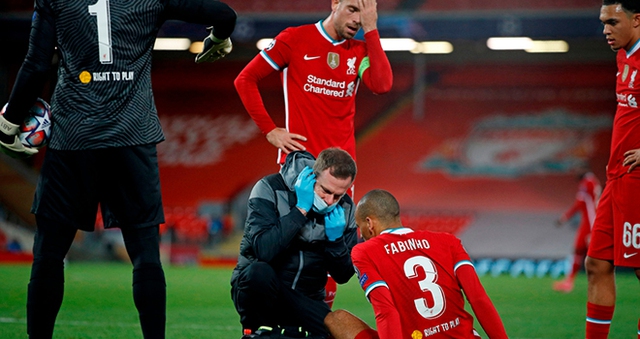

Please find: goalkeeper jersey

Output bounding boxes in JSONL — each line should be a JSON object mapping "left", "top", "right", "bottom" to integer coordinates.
{"left": 352, "top": 228, "right": 478, "bottom": 338}
{"left": 9, "top": 0, "right": 235, "bottom": 150}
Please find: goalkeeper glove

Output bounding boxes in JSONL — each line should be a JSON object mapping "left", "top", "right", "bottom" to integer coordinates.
{"left": 195, "top": 27, "right": 232, "bottom": 63}
{"left": 0, "top": 113, "right": 38, "bottom": 158}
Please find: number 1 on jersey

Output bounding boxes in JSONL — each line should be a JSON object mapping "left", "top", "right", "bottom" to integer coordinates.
{"left": 88, "top": 0, "right": 112, "bottom": 64}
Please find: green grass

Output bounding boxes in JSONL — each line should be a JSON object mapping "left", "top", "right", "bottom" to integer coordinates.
{"left": 0, "top": 262, "right": 638, "bottom": 338}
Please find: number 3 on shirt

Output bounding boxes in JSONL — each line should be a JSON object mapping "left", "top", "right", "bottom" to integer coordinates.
{"left": 404, "top": 256, "right": 446, "bottom": 319}
{"left": 88, "top": 0, "right": 113, "bottom": 64}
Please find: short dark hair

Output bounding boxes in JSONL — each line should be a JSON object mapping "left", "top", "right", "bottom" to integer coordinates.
{"left": 356, "top": 189, "right": 401, "bottom": 225}
{"left": 313, "top": 147, "right": 357, "bottom": 182}
{"left": 603, "top": 0, "right": 640, "bottom": 14}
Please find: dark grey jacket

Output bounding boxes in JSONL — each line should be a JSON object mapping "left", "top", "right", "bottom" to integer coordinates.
{"left": 230, "top": 151, "right": 357, "bottom": 299}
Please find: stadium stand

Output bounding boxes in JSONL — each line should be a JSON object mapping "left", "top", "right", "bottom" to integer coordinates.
{"left": 419, "top": 0, "right": 600, "bottom": 11}
{"left": 221, "top": 0, "right": 402, "bottom": 13}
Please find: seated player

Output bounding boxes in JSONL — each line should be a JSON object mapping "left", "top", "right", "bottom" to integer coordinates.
{"left": 325, "top": 189, "right": 508, "bottom": 339}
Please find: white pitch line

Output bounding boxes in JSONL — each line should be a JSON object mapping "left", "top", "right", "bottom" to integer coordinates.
{"left": 0, "top": 317, "right": 235, "bottom": 331}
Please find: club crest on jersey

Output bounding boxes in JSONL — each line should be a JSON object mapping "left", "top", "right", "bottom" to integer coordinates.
{"left": 346, "top": 57, "right": 357, "bottom": 75}
{"left": 327, "top": 52, "right": 339, "bottom": 69}
{"left": 622, "top": 64, "right": 630, "bottom": 82}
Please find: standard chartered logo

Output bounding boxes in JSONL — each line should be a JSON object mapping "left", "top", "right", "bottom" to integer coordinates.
{"left": 304, "top": 74, "right": 355, "bottom": 98}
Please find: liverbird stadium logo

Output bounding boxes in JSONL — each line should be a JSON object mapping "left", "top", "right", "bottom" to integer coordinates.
{"left": 419, "top": 110, "right": 612, "bottom": 177}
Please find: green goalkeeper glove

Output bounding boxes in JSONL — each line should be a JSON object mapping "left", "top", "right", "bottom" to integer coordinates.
{"left": 195, "top": 28, "right": 232, "bottom": 63}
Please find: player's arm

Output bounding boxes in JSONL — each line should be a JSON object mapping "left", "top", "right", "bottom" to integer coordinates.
{"left": 244, "top": 179, "right": 306, "bottom": 262}
{"left": 166, "top": 0, "right": 236, "bottom": 39}
{"left": 557, "top": 200, "right": 580, "bottom": 226}
{"left": 234, "top": 52, "right": 307, "bottom": 154}
{"left": 1, "top": 0, "right": 56, "bottom": 157}
{"left": 352, "top": 245, "right": 402, "bottom": 339}
{"left": 456, "top": 263, "right": 509, "bottom": 339}
{"left": 368, "top": 287, "right": 403, "bottom": 339}
{"left": 358, "top": 0, "right": 392, "bottom": 95}
{"left": 165, "top": 0, "right": 237, "bottom": 63}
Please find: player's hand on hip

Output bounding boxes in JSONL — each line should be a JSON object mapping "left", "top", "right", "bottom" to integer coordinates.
{"left": 623, "top": 148, "right": 640, "bottom": 173}
{"left": 358, "top": 0, "right": 378, "bottom": 33}
{"left": 325, "top": 205, "right": 346, "bottom": 241}
{"left": 0, "top": 114, "right": 38, "bottom": 158}
{"left": 294, "top": 166, "right": 316, "bottom": 213}
{"left": 266, "top": 127, "right": 307, "bottom": 154}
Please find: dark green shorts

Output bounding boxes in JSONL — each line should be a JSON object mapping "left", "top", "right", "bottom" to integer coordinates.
{"left": 32, "top": 144, "right": 164, "bottom": 231}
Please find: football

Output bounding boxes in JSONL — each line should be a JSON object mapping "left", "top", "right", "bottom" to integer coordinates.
{"left": 1, "top": 98, "right": 52, "bottom": 149}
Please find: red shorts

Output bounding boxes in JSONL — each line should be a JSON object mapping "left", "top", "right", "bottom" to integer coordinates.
{"left": 588, "top": 174, "right": 640, "bottom": 267}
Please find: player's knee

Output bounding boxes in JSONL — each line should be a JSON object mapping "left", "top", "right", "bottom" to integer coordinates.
{"left": 244, "top": 262, "right": 277, "bottom": 290}
{"left": 30, "top": 256, "right": 64, "bottom": 281}
{"left": 584, "top": 256, "right": 613, "bottom": 277}
{"left": 133, "top": 264, "right": 165, "bottom": 285}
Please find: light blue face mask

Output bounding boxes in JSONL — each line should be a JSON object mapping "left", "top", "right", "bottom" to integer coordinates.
{"left": 312, "top": 192, "right": 339, "bottom": 214}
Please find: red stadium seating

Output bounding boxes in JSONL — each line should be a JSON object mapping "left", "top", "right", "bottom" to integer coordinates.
{"left": 222, "top": 0, "right": 401, "bottom": 13}
{"left": 421, "top": 0, "right": 600, "bottom": 11}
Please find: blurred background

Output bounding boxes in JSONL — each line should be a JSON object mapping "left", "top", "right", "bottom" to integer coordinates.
{"left": 0, "top": 0, "right": 615, "bottom": 277}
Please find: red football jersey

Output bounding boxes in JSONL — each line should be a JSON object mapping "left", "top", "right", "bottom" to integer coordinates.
{"left": 607, "top": 42, "right": 640, "bottom": 179}
{"left": 352, "top": 228, "right": 478, "bottom": 338}
{"left": 260, "top": 21, "right": 368, "bottom": 163}
{"left": 562, "top": 172, "right": 601, "bottom": 228}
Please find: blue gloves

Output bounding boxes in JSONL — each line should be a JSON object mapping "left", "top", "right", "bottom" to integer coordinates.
{"left": 294, "top": 166, "right": 316, "bottom": 212}
{"left": 325, "top": 205, "right": 346, "bottom": 241}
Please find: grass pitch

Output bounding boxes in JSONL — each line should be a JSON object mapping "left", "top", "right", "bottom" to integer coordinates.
{"left": 0, "top": 262, "right": 638, "bottom": 338}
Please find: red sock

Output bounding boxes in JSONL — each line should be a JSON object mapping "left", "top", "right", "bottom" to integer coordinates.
{"left": 637, "top": 318, "right": 639, "bottom": 339}
{"left": 354, "top": 329, "right": 380, "bottom": 339}
{"left": 586, "top": 302, "right": 614, "bottom": 339}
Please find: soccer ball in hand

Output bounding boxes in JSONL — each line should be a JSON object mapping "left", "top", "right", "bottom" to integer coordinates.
{"left": 1, "top": 98, "right": 52, "bottom": 149}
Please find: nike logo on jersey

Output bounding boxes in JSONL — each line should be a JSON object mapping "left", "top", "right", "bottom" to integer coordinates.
{"left": 623, "top": 252, "right": 638, "bottom": 259}
{"left": 304, "top": 55, "right": 321, "bottom": 60}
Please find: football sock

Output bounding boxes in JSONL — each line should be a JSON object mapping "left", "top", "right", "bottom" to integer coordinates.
{"left": 123, "top": 226, "right": 166, "bottom": 339}
{"left": 586, "top": 302, "right": 614, "bottom": 339}
{"left": 133, "top": 265, "right": 166, "bottom": 339}
{"left": 27, "top": 257, "right": 64, "bottom": 339}
{"left": 354, "top": 329, "right": 379, "bottom": 339}
{"left": 637, "top": 318, "right": 639, "bottom": 339}
{"left": 27, "top": 218, "right": 76, "bottom": 339}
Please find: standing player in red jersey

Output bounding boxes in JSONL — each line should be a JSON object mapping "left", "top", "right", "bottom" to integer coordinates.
{"left": 234, "top": 0, "right": 393, "bottom": 165}
{"left": 553, "top": 171, "right": 602, "bottom": 293}
{"left": 325, "top": 189, "right": 508, "bottom": 339}
{"left": 234, "top": 0, "right": 393, "bottom": 311}
{"left": 586, "top": 1, "right": 640, "bottom": 338}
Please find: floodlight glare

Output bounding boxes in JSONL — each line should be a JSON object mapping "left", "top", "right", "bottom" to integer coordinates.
{"left": 487, "top": 37, "right": 533, "bottom": 50}
{"left": 154, "top": 38, "right": 191, "bottom": 51}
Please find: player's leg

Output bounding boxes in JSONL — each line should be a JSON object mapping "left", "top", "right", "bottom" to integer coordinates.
{"left": 554, "top": 225, "right": 589, "bottom": 293}
{"left": 277, "top": 285, "right": 336, "bottom": 338}
{"left": 99, "top": 144, "right": 166, "bottom": 338}
{"left": 585, "top": 182, "right": 615, "bottom": 339}
{"left": 325, "top": 310, "right": 378, "bottom": 339}
{"left": 121, "top": 225, "right": 166, "bottom": 339}
{"left": 27, "top": 215, "right": 77, "bottom": 339}
{"left": 28, "top": 149, "right": 99, "bottom": 338}
{"left": 231, "top": 261, "right": 284, "bottom": 335}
